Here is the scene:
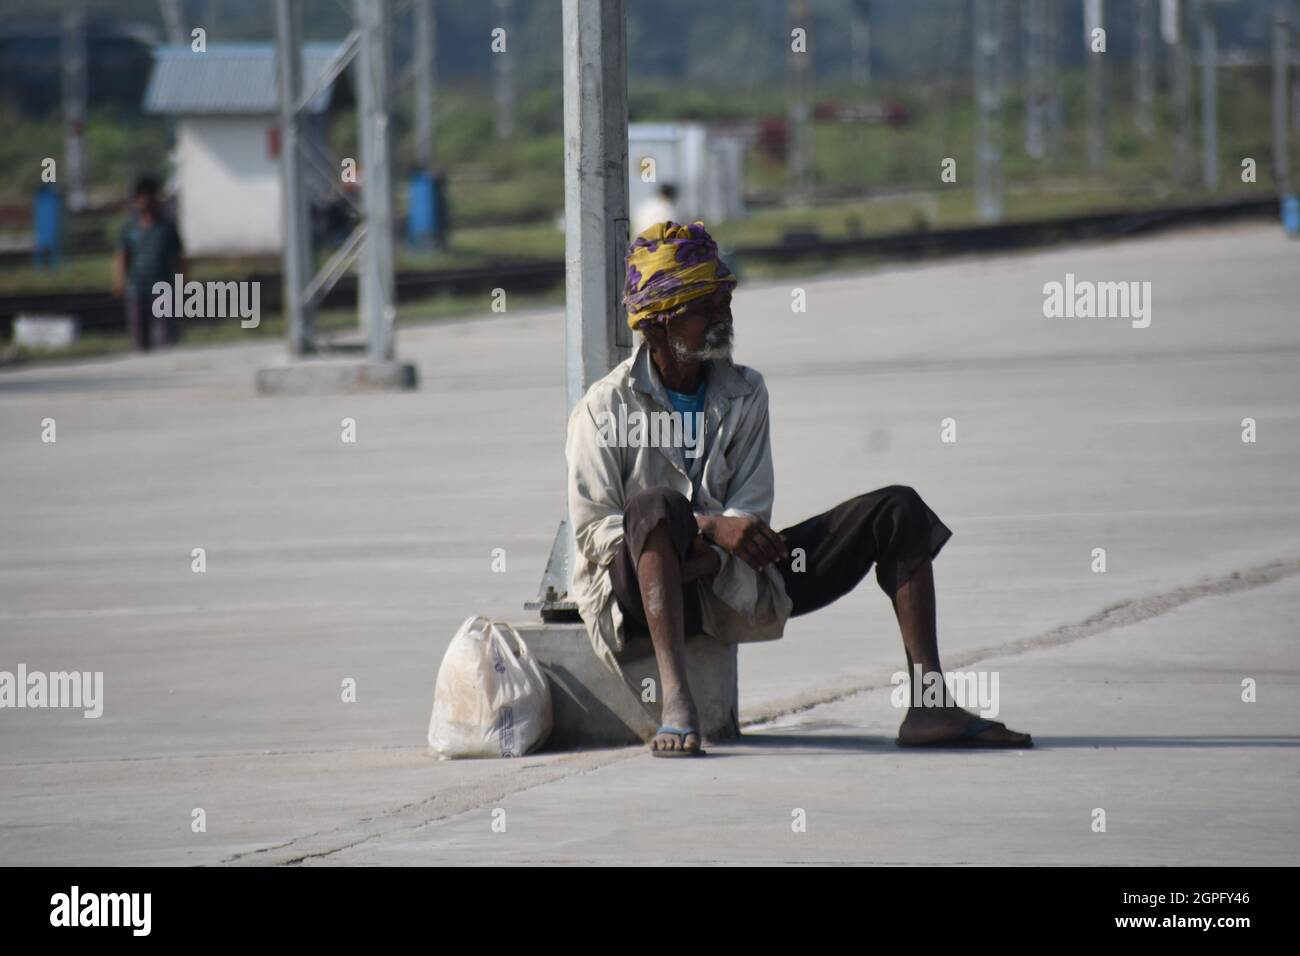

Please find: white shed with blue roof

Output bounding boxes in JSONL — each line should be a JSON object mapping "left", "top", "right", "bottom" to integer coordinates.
{"left": 142, "top": 42, "right": 349, "bottom": 256}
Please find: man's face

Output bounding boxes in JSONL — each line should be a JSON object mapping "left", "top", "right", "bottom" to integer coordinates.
{"left": 665, "top": 292, "right": 734, "bottom": 362}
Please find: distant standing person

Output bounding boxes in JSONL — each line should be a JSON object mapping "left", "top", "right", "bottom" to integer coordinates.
{"left": 632, "top": 183, "right": 679, "bottom": 238}
{"left": 113, "top": 175, "right": 184, "bottom": 351}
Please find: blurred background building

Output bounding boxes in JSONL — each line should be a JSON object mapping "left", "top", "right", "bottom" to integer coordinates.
{"left": 143, "top": 42, "right": 350, "bottom": 256}
{"left": 0, "top": 0, "right": 1294, "bottom": 351}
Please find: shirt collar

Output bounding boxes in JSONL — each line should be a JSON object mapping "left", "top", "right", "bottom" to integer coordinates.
{"left": 629, "top": 341, "right": 753, "bottom": 409}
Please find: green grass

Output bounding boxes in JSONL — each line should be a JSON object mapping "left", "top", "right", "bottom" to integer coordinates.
{"left": 190, "top": 284, "right": 563, "bottom": 348}
{"left": 0, "top": 102, "right": 170, "bottom": 198}
{"left": 1, "top": 282, "right": 567, "bottom": 368}
{"left": 0, "top": 174, "right": 1267, "bottom": 298}
{"left": 2, "top": 64, "right": 1285, "bottom": 210}
{"left": 0, "top": 252, "right": 285, "bottom": 294}
{"left": 2, "top": 62, "right": 1288, "bottom": 364}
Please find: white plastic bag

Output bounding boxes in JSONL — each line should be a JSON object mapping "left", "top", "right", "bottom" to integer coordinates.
{"left": 427, "top": 616, "right": 553, "bottom": 758}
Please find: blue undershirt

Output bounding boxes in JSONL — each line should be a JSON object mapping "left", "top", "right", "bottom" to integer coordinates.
{"left": 664, "top": 382, "right": 706, "bottom": 466}
{"left": 664, "top": 382, "right": 706, "bottom": 418}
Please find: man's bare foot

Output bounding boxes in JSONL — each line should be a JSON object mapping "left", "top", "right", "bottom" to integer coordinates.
{"left": 651, "top": 689, "right": 703, "bottom": 756}
{"left": 897, "top": 705, "right": 1032, "bottom": 748}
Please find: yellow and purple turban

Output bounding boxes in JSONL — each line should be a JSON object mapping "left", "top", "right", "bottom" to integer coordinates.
{"left": 622, "top": 220, "right": 736, "bottom": 331}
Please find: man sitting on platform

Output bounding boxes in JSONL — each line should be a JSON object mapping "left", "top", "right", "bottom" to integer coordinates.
{"left": 565, "top": 221, "right": 1032, "bottom": 757}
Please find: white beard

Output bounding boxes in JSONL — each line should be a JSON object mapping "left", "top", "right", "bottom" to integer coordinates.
{"left": 669, "top": 325, "right": 734, "bottom": 362}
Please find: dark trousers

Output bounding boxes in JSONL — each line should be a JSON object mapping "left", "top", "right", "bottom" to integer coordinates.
{"left": 611, "top": 485, "right": 953, "bottom": 638}
{"left": 126, "top": 295, "right": 152, "bottom": 351}
{"left": 126, "top": 294, "right": 180, "bottom": 351}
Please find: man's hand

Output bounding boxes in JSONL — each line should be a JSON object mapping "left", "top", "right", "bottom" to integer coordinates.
{"left": 697, "top": 513, "right": 789, "bottom": 571}
{"left": 681, "top": 533, "right": 721, "bottom": 582}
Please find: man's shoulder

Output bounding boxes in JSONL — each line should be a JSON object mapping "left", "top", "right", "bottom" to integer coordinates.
{"left": 719, "top": 360, "right": 769, "bottom": 403}
{"left": 146, "top": 217, "right": 180, "bottom": 240}
{"left": 730, "top": 361, "right": 766, "bottom": 390}
{"left": 582, "top": 354, "right": 636, "bottom": 402}
{"left": 569, "top": 354, "right": 635, "bottom": 424}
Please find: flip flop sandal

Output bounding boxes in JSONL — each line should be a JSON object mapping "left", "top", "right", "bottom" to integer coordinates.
{"left": 650, "top": 725, "right": 707, "bottom": 758}
{"left": 896, "top": 717, "right": 1033, "bottom": 749}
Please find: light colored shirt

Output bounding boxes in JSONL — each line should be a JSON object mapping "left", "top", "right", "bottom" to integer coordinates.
{"left": 565, "top": 343, "right": 793, "bottom": 675}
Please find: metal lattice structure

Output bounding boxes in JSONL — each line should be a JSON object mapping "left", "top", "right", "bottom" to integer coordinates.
{"left": 272, "top": 0, "right": 396, "bottom": 360}
{"left": 61, "top": 10, "right": 88, "bottom": 213}
{"left": 1273, "top": 0, "right": 1293, "bottom": 193}
{"left": 1136, "top": 0, "right": 1157, "bottom": 138}
{"left": 974, "top": 0, "right": 1004, "bottom": 223}
{"left": 1085, "top": 0, "right": 1106, "bottom": 172}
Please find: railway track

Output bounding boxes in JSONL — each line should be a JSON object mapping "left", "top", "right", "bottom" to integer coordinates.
{"left": 0, "top": 196, "right": 1279, "bottom": 336}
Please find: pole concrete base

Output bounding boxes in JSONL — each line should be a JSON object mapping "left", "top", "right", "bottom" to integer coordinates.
{"left": 512, "top": 621, "right": 740, "bottom": 750}
{"left": 255, "top": 359, "right": 418, "bottom": 395}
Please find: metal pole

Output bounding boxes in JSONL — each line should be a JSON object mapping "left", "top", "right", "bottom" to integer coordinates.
{"left": 274, "top": 0, "right": 314, "bottom": 355}
{"left": 1085, "top": 0, "right": 1106, "bottom": 171}
{"left": 493, "top": 0, "right": 516, "bottom": 141}
{"left": 61, "top": 9, "right": 88, "bottom": 213}
{"left": 562, "top": 0, "right": 629, "bottom": 415}
{"left": 1199, "top": 1, "right": 1219, "bottom": 190}
{"left": 1274, "top": 1, "right": 1292, "bottom": 193}
{"left": 1024, "top": 0, "right": 1046, "bottom": 159}
{"left": 788, "top": 0, "right": 812, "bottom": 205}
{"left": 550, "top": 0, "right": 629, "bottom": 605}
{"left": 974, "top": 0, "right": 1003, "bottom": 222}
{"left": 850, "top": 0, "right": 871, "bottom": 87}
{"left": 998, "top": 0, "right": 1016, "bottom": 102}
{"left": 1135, "top": 0, "right": 1156, "bottom": 138}
{"left": 159, "top": 0, "right": 186, "bottom": 44}
{"left": 414, "top": 0, "right": 436, "bottom": 171}
{"left": 849, "top": 2, "right": 871, "bottom": 167}
{"left": 1047, "top": 0, "right": 1064, "bottom": 158}
{"left": 357, "top": 0, "right": 396, "bottom": 360}
{"left": 1168, "top": 0, "right": 1194, "bottom": 185}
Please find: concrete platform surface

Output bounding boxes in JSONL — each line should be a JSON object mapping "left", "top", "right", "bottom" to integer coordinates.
{"left": 0, "top": 224, "right": 1296, "bottom": 865}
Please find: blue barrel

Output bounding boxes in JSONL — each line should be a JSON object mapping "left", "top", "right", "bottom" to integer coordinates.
{"left": 33, "top": 185, "right": 63, "bottom": 267}
{"left": 407, "top": 170, "right": 443, "bottom": 248}
{"left": 1282, "top": 194, "right": 1300, "bottom": 237}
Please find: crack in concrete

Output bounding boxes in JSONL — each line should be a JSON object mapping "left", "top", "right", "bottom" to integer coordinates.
{"left": 743, "top": 555, "right": 1300, "bottom": 729}
{"left": 219, "top": 747, "right": 641, "bottom": 866}
{"left": 217, "top": 554, "right": 1300, "bottom": 865}
{"left": 0, "top": 745, "right": 417, "bottom": 770}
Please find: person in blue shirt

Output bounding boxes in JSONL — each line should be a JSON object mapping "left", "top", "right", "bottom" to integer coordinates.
{"left": 113, "top": 175, "right": 184, "bottom": 351}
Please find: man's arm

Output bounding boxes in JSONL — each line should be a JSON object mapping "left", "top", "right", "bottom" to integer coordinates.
{"left": 681, "top": 531, "right": 722, "bottom": 581}
{"left": 112, "top": 251, "right": 127, "bottom": 298}
{"left": 565, "top": 396, "right": 626, "bottom": 567}
{"left": 696, "top": 376, "right": 787, "bottom": 569}
{"left": 568, "top": 396, "right": 720, "bottom": 581}
{"left": 113, "top": 224, "right": 129, "bottom": 298}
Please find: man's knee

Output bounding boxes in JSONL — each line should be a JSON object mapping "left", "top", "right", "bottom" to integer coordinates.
{"left": 625, "top": 486, "right": 692, "bottom": 526}
{"left": 879, "top": 484, "right": 929, "bottom": 531}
